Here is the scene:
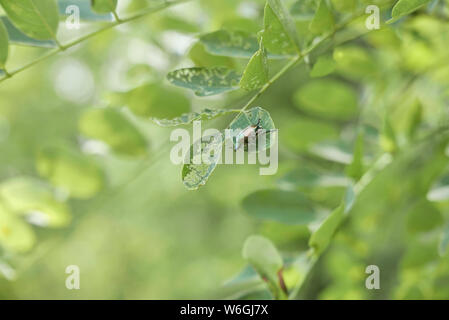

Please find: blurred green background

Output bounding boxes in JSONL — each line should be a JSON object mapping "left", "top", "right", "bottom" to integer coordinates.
{"left": 1, "top": 0, "right": 449, "bottom": 299}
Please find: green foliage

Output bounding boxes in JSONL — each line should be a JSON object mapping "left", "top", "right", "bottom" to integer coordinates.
{"left": 199, "top": 30, "right": 259, "bottom": 59}
{"left": 309, "top": 0, "right": 335, "bottom": 35}
{"left": 389, "top": 0, "right": 432, "bottom": 22}
{"left": 0, "top": 0, "right": 59, "bottom": 40}
{"left": 0, "top": 16, "right": 56, "bottom": 48}
{"left": 167, "top": 67, "right": 241, "bottom": 96}
{"left": 239, "top": 40, "right": 269, "bottom": 90}
{"left": 91, "top": 0, "right": 118, "bottom": 14}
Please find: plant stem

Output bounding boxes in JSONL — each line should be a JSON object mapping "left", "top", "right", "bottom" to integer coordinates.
{"left": 0, "top": 0, "right": 190, "bottom": 85}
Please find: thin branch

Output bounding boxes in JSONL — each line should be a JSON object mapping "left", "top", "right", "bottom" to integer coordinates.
{"left": 0, "top": 0, "right": 191, "bottom": 84}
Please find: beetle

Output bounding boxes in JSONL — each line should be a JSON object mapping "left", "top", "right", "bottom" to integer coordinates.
{"left": 234, "top": 118, "right": 270, "bottom": 151}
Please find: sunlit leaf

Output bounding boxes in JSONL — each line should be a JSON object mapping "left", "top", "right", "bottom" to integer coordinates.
{"left": 36, "top": 145, "right": 105, "bottom": 199}
{"left": 293, "top": 79, "right": 358, "bottom": 120}
{"left": 310, "top": 55, "right": 336, "bottom": 78}
{"left": 389, "top": 0, "right": 432, "bottom": 23}
{"left": 309, "top": 0, "right": 334, "bottom": 35}
{"left": 79, "top": 108, "right": 148, "bottom": 157}
{"left": 241, "top": 190, "right": 319, "bottom": 225}
{"left": 240, "top": 40, "right": 269, "bottom": 91}
{"left": 0, "top": 177, "right": 71, "bottom": 228}
{"left": 167, "top": 67, "right": 241, "bottom": 96}
{"left": 0, "top": 203, "right": 35, "bottom": 253}
{"left": 0, "top": 0, "right": 59, "bottom": 40}
{"left": 262, "top": 1, "right": 299, "bottom": 56}
{"left": 152, "top": 108, "right": 237, "bottom": 127}
{"left": 242, "top": 235, "right": 286, "bottom": 299}
{"left": 0, "top": 16, "right": 56, "bottom": 48}
{"left": 0, "top": 19, "right": 8, "bottom": 68}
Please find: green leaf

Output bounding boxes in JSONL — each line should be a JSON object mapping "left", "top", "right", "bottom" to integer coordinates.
{"left": 36, "top": 146, "right": 105, "bottom": 199}
{"left": 406, "top": 199, "right": 443, "bottom": 234}
{"left": 309, "top": 204, "right": 344, "bottom": 255}
{"left": 0, "top": 0, "right": 59, "bottom": 40}
{"left": 309, "top": 55, "right": 336, "bottom": 78}
{"left": 0, "top": 16, "right": 56, "bottom": 48}
{"left": 0, "top": 202, "right": 35, "bottom": 253}
{"left": 79, "top": 108, "right": 148, "bottom": 157}
{"left": 91, "top": 0, "right": 117, "bottom": 13}
{"left": 346, "top": 131, "right": 364, "bottom": 180}
{"left": 188, "top": 42, "right": 235, "bottom": 68}
{"left": 309, "top": 0, "right": 335, "bottom": 35}
{"left": 293, "top": 79, "right": 358, "bottom": 120}
{"left": 240, "top": 40, "right": 269, "bottom": 91}
{"left": 199, "top": 30, "right": 259, "bottom": 59}
{"left": 389, "top": 0, "right": 432, "bottom": 23}
{"left": 242, "top": 235, "right": 286, "bottom": 299}
{"left": 439, "top": 223, "right": 449, "bottom": 257}
{"left": 152, "top": 108, "right": 237, "bottom": 127}
{"left": 167, "top": 67, "right": 241, "bottom": 97}
{"left": 0, "top": 177, "right": 71, "bottom": 228}
{"left": 58, "top": 0, "right": 113, "bottom": 21}
{"left": 229, "top": 106, "right": 276, "bottom": 152}
{"left": 262, "top": 1, "right": 298, "bottom": 56}
{"left": 182, "top": 133, "right": 224, "bottom": 190}
{"left": 0, "top": 19, "right": 8, "bottom": 68}
{"left": 284, "top": 118, "right": 339, "bottom": 152}
{"left": 242, "top": 190, "right": 319, "bottom": 225}
{"left": 112, "top": 83, "right": 191, "bottom": 119}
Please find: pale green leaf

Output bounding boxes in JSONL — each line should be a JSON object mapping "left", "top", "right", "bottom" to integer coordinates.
{"left": 79, "top": 108, "right": 148, "bottom": 157}
{"left": 310, "top": 55, "right": 336, "bottom": 78}
{"left": 293, "top": 79, "right": 358, "bottom": 120}
{"left": 36, "top": 146, "right": 105, "bottom": 199}
{"left": 389, "top": 0, "right": 432, "bottom": 23}
{"left": 242, "top": 235, "right": 286, "bottom": 299}
{"left": 0, "top": 19, "right": 8, "bottom": 68}
{"left": 241, "top": 190, "right": 319, "bottom": 225}
{"left": 91, "top": 0, "right": 117, "bottom": 13}
{"left": 262, "top": 1, "right": 298, "bottom": 56}
{"left": 0, "top": 203, "right": 35, "bottom": 253}
{"left": 0, "top": 16, "right": 56, "bottom": 48}
{"left": 167, "top": 67, "right": 241, "bottom": 96}
{"left": 309, "top": 0, "right": 335, "bottom": 35}
{"left": 199, "top": 29, "right": 259, "bottom": 59}
{"left": 182, "top": 133, "right": 224, "bottom": 190}
{"left": 240, "top": 40, "right": 269, "bottom": 91}
{"left": 0, "top": 177, "right": 71, "bottom": 228}
{"left": 0, "top": 0, "right": 59, "bottom": 40}
{"left": 152, "top": 108, "right": 237, "bottom": 127}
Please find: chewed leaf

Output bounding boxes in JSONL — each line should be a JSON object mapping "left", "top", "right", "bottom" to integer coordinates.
{"left": 182, "top": 133, "right": 224, "bottom": 190}
{"left": 200, "top": 30, "right": 259, "bottom": 59}
{"left": 0, "top": 19, "right": 8, "bottom": 68}
{"left": 0, "top": 203, "right": 35, "bottom": 253}
{"left": 389, "top": 0, "right": 431, "bottom": 23}
{"left": 167, "top": 67, "right": 241, "bottom": 96}
{"left": 152, "top": 108, "right": 237, "bottom": 127}
{"left": 0, "top": 0, "right": 59, "bottom": 40}
{"left": 0, "top": 16, "right": 56, "bottom": 48}
{"left": 240, "top": 40, "right": 269, "bottom": 91}
{"left": 242, "top": 235, "right": 286, "bottom": 299}
{"left": 0, "top": 177, "right": 71, "bottom": 228}
{"left": 229, "top": 106, "right": 276, "bottom": 151}
{"left": 262, "top": 2, "right": 298, "bottom": 56}
{"left": 242, "top": 190, "right": 319, "bottom": 225}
